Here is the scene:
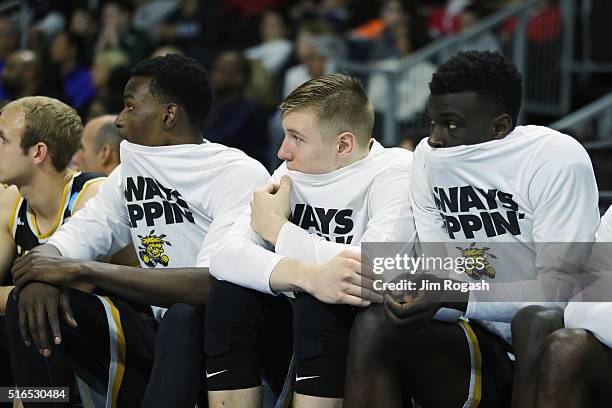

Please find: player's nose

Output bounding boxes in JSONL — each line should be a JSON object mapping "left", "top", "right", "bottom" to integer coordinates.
{"left": 277, "top": 139, "right": 293, "bottom": 162}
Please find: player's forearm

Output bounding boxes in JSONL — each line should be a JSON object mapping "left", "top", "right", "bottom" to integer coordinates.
{"left": 269, "top": 258, "right": 312, "bottom": 294}
{"left": 79, "top": 262, "right": 213, "bottom": 306}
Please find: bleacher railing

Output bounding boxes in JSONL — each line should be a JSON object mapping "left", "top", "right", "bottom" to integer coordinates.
{"left": 550, "top": 92, "right": 612, "bottom": 210}
{"left": 335, "top": 0, "right": 576, "bottom": 146}
{"left": 550, "top": 91, "right": 612, "bottom": 142}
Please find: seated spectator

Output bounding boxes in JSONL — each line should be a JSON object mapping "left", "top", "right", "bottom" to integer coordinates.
{"left": 368, "top": 16, "right": 435, "bottom": 126}
{"left": 1, "top": 50, "right": 57, "bottom": 101}
{"left": 159, "top": 0, "right": 217, "bottom": 65}
{"left": 283, "top": 22, "right": 344, "bottom": 96}
{"left": 132, "top": 0, "right": 178, "bottom": 42}
{"left": 91, "top": 50, "right": 130, "bottom": 98}
{"left": 69, "top": 7, "right": 99, "bottom": 64}
{"left": 244, "top": 10, "right": 293, "bottom": 77}
{"left": 151, "top": 45, "right": 185, "bottom": 58}
{"left": 369, "top": 0, "right": 431, "bottom": 60}
{"left": 88, "top": 64, "right": 131, "bottom": 119}
{"left": 95, "top": 1, "right": 152, "bottom": 65}
{"left": 205, "top": 51, "right": 269, "bottom": 166}
{"left": 50, "top": 30, "right": 95, "bottom": 113}
{"left": 0, "top": 15, "right": 18, "bottom": 101}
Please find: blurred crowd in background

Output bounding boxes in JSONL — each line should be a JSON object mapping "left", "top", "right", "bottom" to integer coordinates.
{"left": 0, "top": 0, "right": 584, "bottom": 169}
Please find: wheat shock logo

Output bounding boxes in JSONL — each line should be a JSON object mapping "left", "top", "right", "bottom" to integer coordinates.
{"left": 456, "top": 243, "right": 497, "bottom": 280}
{"left": 290, "top": 204, "right": 354, "bottom": 244}
{"left": 138, "top": 230, "right": 172, "bottom": 267}
{"left": 125, "top": 176, "right": 195, "bottom": 228}
{"left": 433, "top": 186, "right": 525, "bottom": 239}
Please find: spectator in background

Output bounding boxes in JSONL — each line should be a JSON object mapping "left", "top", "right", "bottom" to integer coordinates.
{"left": 205, "top": 51, "right": 269, "bottom": 166}
{"left": 427, "top": 0, "right": 471, "bottom": 39}
{"left": 69, "top": 7, "right": 99, "bottom": 64}
{"left": 72, "top": 115, "right": 121, "bottom": 175}
{"left": 370, "top": 0, "right": 430, "bottom": 60}
{"left": 283, "top": 21, "right": 344, "bottom": 96}
{"left": 151, "top": 45, "right": 185, "bottom": 58}
{"left": 368, "top": 3, "right": 435, "bottom": 130}
{"left": 132, "top": 0, "right": 178, "bottom": 42}
{"left": 160, "top": 0, "right": 218, "bottom": 65}
{"left": 455, "top": 3, "right": 500, "bottom": 53}
{"left": 96, "top": 1, "right": 152, "bottom": 65}
{"left": 1, "top": 50, "right": 52, "bottom": 101}
{"left": 0, "top": 16, "right": 19, "bottom": 101}
{"left": 50, "top": 31, "right": 95, "bottom": 113}
{"left": 399, "top": 135, "right": 416, "bottom": 151}
{"left": 244, "top": 10, "right": 293, "bottom": 78}
{"left": 290, "top": 0, "right": 352, "bottom": 33}
{"left": 88, "top": 64, "right": 131, "bottom": 120}
{"left": 91, "top": 50, "right": 130, "bottom": 98}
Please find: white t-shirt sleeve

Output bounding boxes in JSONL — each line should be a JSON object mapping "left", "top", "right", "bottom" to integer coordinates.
{"left": 209, "top": 206, "right": 285, "bottom": 294}
{"left": 48, "top": 167, "right": 132, "bottom": 260}
{"left": 196, "top": 163, "right": 270, "bottom": 269}
{"left": 275, "top": 165, "right": 416, "bottom": 263}
{"left": 208, "top": 165, "right": 287, "bottom": 294}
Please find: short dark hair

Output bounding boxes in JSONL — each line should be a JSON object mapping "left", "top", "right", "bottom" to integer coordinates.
{"left": 130, "top": 54, "right": 213, "bottom": 131}
{"left": 429, "top": 50, "right": 522, "bottom": 128}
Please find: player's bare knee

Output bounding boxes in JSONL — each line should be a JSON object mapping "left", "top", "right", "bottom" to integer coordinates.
{"left": 541, "top": 328, "right": 591, "bottom": 373}
{"left": 350, "top": 304, "right": 391, "bottom": 344}
{"left": 512, "top": 306, "right": 564, "bottom": 343}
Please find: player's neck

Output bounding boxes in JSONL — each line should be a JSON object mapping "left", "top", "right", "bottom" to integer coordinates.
{"left": 19, "top": 168, "right": 73, "bottom": 221}
{"left": 335, "top": 146, "right": 370, "bottom": 170}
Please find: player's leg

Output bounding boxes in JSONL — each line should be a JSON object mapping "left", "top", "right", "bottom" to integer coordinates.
{"left": 344, "top": 304, "right": 404, "bottom": 408}
{"left": 206, "top": 280, "right": 292, "bottom": 408}
{"left": 510, "top": 305, "right": 564, "bottom": 408}
{"left": 141, "top": 303, "right": 206, "bottom": 408}
{"left": 5, "top": 287, "right": 157, "bottom": 408}
{"left": 292, "top": 293, "right": 354, "bottom": 408}
{"left": 536, "top": 328, "right": 612, "bottom": 408}
{"left": 346, "top": 304, "right": 513, "bottom": 408}
{"left": 0, "top": 316, "right": 16, "bottom": 408}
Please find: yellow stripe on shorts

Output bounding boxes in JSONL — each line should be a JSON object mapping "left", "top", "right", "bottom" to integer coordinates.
{"left": 458, "top": 319, "right": 482, "bottom": 408}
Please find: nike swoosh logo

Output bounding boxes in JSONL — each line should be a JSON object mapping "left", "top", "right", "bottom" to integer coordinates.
{"left": 296, "top": 375, "right": 320, "bottom": 382}
{"left": 206, "top": 369, "right": 229, "bottom": 379}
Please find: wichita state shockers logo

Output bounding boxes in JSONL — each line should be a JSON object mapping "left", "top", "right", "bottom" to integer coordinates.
{"left": 138, "top": 230, "right": 172, "bottom": 267}
{"left": 456, "top": 242, "right": 497, "bottom": 280}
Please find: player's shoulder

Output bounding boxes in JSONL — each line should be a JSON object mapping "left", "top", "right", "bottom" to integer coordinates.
{"left": 518, "top": 125, "right": 589, "bottom": 164}
{"left": 370, "top": 142, "right": 413, "bottom": 176}
{"left": 0, "top": 185, "right": 19, "bottom": 223}
{"left": 204, "top": 143, "right": 270, "bottom": 184}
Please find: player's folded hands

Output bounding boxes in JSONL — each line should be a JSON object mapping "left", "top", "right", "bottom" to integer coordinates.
{"left": 383, "top": 273, "right": 442, "bottom": 329}
{"left": 11, "top": 249, "right": 82, "bottom": 297}
{"left": 307, "top": 250, "right": 383, "bottom": 307}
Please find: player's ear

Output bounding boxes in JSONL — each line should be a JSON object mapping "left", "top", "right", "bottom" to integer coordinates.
{"left": 99, "top": 144, "right": 112, "bottom": 164}
{"left": 30, "top": 142, "right": 48, "bottom": 165}
{"left": 492, "top": 114, "right": 512, "bottom": 139}
{"left": 162, "top": 104, "right": 178, "bottom": 129}
{"left": 337, "top": 132, "right": 356, "bottom": 156}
